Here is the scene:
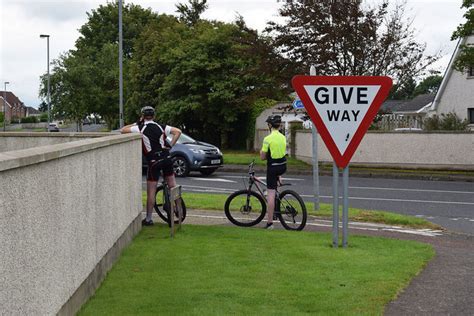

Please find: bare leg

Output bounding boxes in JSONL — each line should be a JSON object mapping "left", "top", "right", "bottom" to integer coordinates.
{"left": 165, "top": 174, "right": 177, "bottom": 188}
{"left": 267, "top": 189, "right": 276, "bottom": 224}
{"left": 146, "top": 180, "right": 158, "bottom": 220}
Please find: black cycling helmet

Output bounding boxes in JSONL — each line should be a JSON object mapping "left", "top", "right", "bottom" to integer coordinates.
{"left": 141, "top": 106, "right": 155, "bottom": 117}
{"left": 265, "top": 115, "right": 282, "bottom": 127}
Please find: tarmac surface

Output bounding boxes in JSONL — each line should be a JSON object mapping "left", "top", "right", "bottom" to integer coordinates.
{"left": 153, "top": 209, "right": 474, "bottom": 315}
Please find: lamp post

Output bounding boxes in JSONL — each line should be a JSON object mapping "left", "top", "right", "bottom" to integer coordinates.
{"left": 3, "top": 81, "right": 9, "bottom": 132}
{"left": 118, "top": 0, "right": 124, "bottom": 128}
{"left": 40, "top": 34, "right": 51, "bottom": 131}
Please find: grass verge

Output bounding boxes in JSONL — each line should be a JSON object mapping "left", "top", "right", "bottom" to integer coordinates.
{"left": 224, "top": 150, "right": 309, "bottom": 168}
{"left": 79, "top": 225, "right": 434, "bottom": 315}
{"left": 142, "top": 192, "right": 442, "bottom": 230}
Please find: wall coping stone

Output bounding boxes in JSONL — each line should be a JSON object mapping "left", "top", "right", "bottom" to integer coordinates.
{"left": 0, "top": 131, "right": 113, "bottom": 138}
{"left": 0, "top": 133, "right": 141, "bottom": 172}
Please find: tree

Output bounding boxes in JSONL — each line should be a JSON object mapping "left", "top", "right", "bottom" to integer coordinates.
{"left": 40, "top": 52, "right": 95, "bottom": 131}
{"left": 38, "top": 101, "right": 47, "bottom": 112}
{"left": 451, "top": 0, "right": 474, "bottom": 72}
{"left": 40, "top": 2, "right": 159, "bottom": 129}
{"left": 129, "top": 18, "right": 289, "bottom": 147}
{"left": 176, "top": 0, "right": 208, "bottom": 26}
{"left": 265, "top": 0, "right": 439, "bottom": 95}
{"left": 412, "top": 75, "right": 443, "bottom": 96}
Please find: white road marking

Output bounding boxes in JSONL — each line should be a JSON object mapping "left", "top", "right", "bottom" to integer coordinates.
{"left": 182, "top": 184, "right": 235, "bottom": 192}
{"left": 350, "top": 186, "right": 474, "bottom": 195}
{"left": 300, "top": 195, "right": 474, "bottom": 206}
{"left": 191, "top": 177, "right": 236, "bottom": 183}
{"left": 221, "top": 175, "right": 304, "bottom": 181}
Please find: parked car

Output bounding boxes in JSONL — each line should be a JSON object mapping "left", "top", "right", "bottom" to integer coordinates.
{"left": 48, "top": 123, "right": 59, "bottom": 132}
{"left": 142, "top": 133, "right": 223, "bottom": 177}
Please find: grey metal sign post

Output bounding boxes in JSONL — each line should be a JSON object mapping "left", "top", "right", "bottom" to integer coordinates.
{"left": 309, "top": 65, "right": 320, "bottom": 211}
{"left": 332, "top": 162, "right": 339, "bottom": 247}
{"left": 342, "top": 166, "right": 349, "bottom": 247}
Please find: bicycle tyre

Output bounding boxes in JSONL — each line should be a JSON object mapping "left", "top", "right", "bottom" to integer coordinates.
{"left": 277, "top": 190, "right": 307, "bottom": 231}
{"left": 224, "top": 190, "right": 266, "bottom": 227}
{"left": 154, "top": 184, "right": 187, "bottom": 224}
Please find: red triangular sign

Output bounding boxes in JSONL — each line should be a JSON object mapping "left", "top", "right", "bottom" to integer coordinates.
{"left": 292, "top": 76, "right": 393, "bottom": 168}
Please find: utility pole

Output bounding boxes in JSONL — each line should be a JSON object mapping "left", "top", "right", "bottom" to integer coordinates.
{"left": 118, "top": 0, "right": 124, "bottom": 128}
{"left": 3, "top": 81, "right": 9, "bottom": 132}
{"left": 40, "top": 34, "right": 51, "bottom": 131}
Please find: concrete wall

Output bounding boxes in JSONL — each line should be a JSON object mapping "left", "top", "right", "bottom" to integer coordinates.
{"left": 0, "top": 132, "right": 109, "bottom": 153}
{"left": 0, "top": 133, "right": 142, "bottom": 315}
{"left": 292, "top": 130, "right": 474, "bottom": 169}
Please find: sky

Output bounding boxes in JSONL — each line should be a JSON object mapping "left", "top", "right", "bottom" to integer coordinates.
{"left": 0, "top": 0, "right": 467, "bottom": 108}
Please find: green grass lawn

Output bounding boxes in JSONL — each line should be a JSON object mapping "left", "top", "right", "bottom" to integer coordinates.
{"left": 224, "top": 150, "right": 310, "bottom": 168}
{"left": 143, "top": 192, "right": 441, "bottom": 230}
{"left": 79, "top": 225, "right": 434, "bottom": 315}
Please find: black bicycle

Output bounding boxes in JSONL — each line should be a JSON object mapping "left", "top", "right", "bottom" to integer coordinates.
{"left": 224, "top": 161, "right": 307, "bottom": 231}
{"left": 154, "top": 178, "right": 187, "bottom": 226}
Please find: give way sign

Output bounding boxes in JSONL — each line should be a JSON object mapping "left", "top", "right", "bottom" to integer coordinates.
{"left": 292, "top": 76, "right": 392, "bottom": 168}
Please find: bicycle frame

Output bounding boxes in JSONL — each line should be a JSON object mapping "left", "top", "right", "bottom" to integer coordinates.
{"left": 245, "top": 161, "right": 282, "bottom": 205}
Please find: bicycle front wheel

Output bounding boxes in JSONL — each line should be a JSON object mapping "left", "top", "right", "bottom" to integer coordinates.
{"left": 277, "top": 190, "right": 307, "bottom": 231}
{"left": 154, "top": 185, "right": 187, "bottom": 224}
{"left": 224, "top": 190, "right": 266, "bottom": 227}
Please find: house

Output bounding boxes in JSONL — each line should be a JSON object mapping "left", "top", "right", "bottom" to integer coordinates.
{"left": 377, "top": 94, "right": 435, "bottom": 130}
{"left": 254, "top": 102, "right": 306, "bottom": 150}
{"left": 26, "top": 106, "right": 42, "bottom": 117}
{"left": 428, "top": 34, "right": 474, "bottom": 128}
{"left": 0, "top": 91, "right": 27, "bottom": 123}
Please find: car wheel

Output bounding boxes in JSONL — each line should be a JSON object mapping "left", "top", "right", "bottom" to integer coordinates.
{"left": 173, "top": 156, "right": 190, "bottom": 177}
{"left": 199, "top": 168, "right": 217, "bottom": 176}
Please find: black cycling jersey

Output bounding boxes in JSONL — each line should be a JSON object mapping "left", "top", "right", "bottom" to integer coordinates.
{"left": 132, "top": 120, "right": 171, "bottom": 162}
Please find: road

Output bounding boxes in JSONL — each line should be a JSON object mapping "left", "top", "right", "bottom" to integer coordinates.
{"left": 143, "top": 171, "right": 474, "bottom": 235}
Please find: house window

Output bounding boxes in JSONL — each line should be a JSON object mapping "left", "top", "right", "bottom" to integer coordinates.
{"left": 469, "top": 108, "right": 474, "bottom": 124}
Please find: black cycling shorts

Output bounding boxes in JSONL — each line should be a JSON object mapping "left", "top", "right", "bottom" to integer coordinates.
{"left": 266, "top": 164, "right": 286, "bottom": 190}
{"left": 147, "top": 158, "right": 174, "bottom": 182}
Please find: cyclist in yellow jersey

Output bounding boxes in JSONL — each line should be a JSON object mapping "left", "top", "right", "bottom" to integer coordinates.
{"left": 260, "top": 115, "right": 287, "bottom": 229}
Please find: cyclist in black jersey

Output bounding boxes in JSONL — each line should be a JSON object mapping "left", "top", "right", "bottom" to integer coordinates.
{"left": 121, "top": 106, "right": 182, "bottom": 226}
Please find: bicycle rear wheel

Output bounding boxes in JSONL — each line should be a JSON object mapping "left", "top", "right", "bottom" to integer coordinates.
{"left": 277, "top": 190, "right": 307, "bottom": 231}
{"left": 224, "top": 190, "right": 266, "bottom": 227}
{"left": 154, "top": 184, "right": 187, "bottom": 224}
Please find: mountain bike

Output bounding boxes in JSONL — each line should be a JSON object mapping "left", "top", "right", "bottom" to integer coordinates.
{"left": 224, "top": 160, "right": 307, "bottom": 231}
{"left": 154, "top": 178, "right": 187, "bottom": 226}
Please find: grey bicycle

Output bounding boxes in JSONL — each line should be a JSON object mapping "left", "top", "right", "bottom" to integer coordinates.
{"left": 224, "top": 161, "right": 307, "bottom": 231}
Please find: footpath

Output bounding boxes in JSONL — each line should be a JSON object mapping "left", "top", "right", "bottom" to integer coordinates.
{"left": 176, "top": 210, "right": 474, "bottom": 315}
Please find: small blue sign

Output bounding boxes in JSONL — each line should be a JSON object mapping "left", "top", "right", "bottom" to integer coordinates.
{"left": 292, "top": 99, "right": 304, "bottom": 110}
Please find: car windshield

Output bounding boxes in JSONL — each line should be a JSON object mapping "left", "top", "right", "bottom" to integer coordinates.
{"left": 167, "top": 133, "right": 196, "bottom": 144}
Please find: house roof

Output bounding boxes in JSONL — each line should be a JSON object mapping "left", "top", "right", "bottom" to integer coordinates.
{"left": 380, "top": 100, "right": 405, "bottom": 113}
{"left": 395, "top": 93, "right": 435, "bottom": 113}
{"left": 26, "top": 106, "right": 41, "bottom": 115}
{"left": 0, "top": 91, "right": 25, "bottom": 107}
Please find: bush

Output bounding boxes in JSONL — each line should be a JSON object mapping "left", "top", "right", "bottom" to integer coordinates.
{"left": 424, "top": 112, "right": 469, "bottom": 131}
{"left": 39, "top": 113, "right": 48, "bottom": 122}
{"left": 0, "top": 112, "right": 4, "bottom": 123}
{"left": 20, "top": 116, "right": 38, "bottom": 123}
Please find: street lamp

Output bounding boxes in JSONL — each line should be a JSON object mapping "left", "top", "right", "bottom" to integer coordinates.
{"left": 3, "top": 81, "right": 9, "bottom": 132}
{"left": 40, "top": 34, "right": 51, "bottom": 131}
{"left": 118, "top": 0, "right": 124, "bottom": 128}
